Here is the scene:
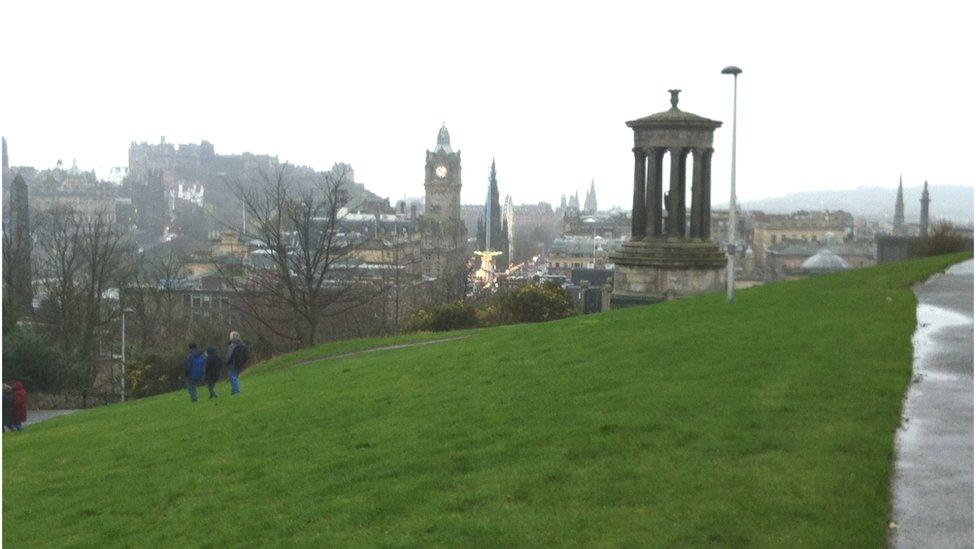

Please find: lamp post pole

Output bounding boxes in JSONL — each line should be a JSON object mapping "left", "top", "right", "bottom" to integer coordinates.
{"left": 722, "top": 65, "right": 742, "bottom": 303}
{"left": 121, "top": 308, "right": 134, "bottom": 402}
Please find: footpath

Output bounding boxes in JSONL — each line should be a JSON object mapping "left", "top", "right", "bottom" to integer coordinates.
{"left": 892, "top": 259, "right": 974, "bottom": 548}
{"left": 23, "top": 409, "right": 81, "bottom": 426}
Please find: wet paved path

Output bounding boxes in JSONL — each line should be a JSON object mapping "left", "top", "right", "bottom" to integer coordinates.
{"left": 892, "top": 259, "right": 973, "bottom": 548}
{"left": 22, "top": 409, "right": 82, "bottom": 426}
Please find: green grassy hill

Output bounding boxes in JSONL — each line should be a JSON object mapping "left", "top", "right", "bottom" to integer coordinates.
{"left": 3, "top": 254, "right": 968, "bottom": 547}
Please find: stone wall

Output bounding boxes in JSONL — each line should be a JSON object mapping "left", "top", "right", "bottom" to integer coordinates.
{"left": 613, "top": 263, "right": 723, "bottom": 306}
{"left": 28, "top": 392, "right": 118, "bottom": 410}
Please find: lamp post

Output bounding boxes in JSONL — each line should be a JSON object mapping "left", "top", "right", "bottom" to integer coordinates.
{"left": 722, "top": 65, "right": 742, "bottom": 303}
{"left": 121, "top": 307, "right": 134, "bottom": 402}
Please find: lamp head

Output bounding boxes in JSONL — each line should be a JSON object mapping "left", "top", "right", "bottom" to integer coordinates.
{"left": 721, "top": 66, "right": 742, "bottom": 76}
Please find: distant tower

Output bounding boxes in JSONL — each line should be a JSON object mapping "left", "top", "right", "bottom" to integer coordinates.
{"left": 424, "top": 123, "right": 462, "bottom": 221}
{"left": 893, "top": 175, "right": 905, "bottom": 233}
{"left": 504, "top": 195, "right": 516, "bottom": 263}
{"left": 7, "top": 174, "right": 33, "bottom": 320}
{"left": 1, "top": 137, "right": 9, "bottom": 188}
{"left": 478, "top": 159, "right": 508, "bottom": 271}
{"left": 420, "top": 124, "right": 468, "bottom": 294}
{"left": 920, "top": 180, "right": 930, "bottom": 237}
{"left": 568, "top": 190, "right": 580, "bottom": 210}
{"left": 584, "top": 179, "right": 598, "bottom": 214}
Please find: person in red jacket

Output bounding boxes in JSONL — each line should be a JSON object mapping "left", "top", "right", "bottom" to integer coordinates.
{"left": 11, "top": 381, "right": 27, "bottom": 431}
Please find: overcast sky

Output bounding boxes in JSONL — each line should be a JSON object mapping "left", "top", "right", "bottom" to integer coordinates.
{"left": 1, "top": 1, "right": 973, "bottom": 208}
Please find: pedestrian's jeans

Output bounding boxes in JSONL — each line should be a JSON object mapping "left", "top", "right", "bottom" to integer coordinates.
{"left": 187, "top": 379, "right": 199, "bottom": 402}
{"left": 228, "top": 368, "right": 242, "bottom": 394}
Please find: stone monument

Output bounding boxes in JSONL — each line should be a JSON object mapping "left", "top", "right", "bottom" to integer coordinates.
{"left": 610, "top": 90, "right": 727, "bottom": 306}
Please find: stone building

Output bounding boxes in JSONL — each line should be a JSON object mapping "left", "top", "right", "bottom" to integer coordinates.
{"left": 751, "top": 210, "right": 850, "bottom": 269}
{"left": 502, "top": 201, "right": 559, "bottom": 265}
{"left": 610, "top": 90, "right": 726, "bottom": 305}
{"left": 29, "top": 189, "right": 119, "bottom": 223}
{"left": 127, "top": 138, "right": 389, "bottom": 228}
{"left": 548, "top": 236, "right": 620, "bottom": 277}
{"left": 765, "top": 240, "right": 874, "bottom": 280}
{"left": 418, "top": 124, "right": 468, "bottom": 297}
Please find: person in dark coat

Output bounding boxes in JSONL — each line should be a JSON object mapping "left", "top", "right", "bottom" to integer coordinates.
{"left": 205, "top": 346, "right": 222, "bottom": 399}
{"left": 12, "top": 381, "right": 28, "bottom": 431}
{"left": 2, "top": 384, "right": 14, "bottom": 432}
{"left": 224, "top": 331, "right": 247, "bottom": 395}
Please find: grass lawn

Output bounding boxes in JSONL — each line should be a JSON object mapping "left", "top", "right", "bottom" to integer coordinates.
{"left": 2, "top": 253, "right": 968, "bottom": 547}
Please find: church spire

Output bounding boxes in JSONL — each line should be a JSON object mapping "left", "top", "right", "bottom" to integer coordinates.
{"left": 584, "top": 178, "right": 598, "bottom": 214}
{"left": 893, "top": 174, "right": 905, "bottom": 232}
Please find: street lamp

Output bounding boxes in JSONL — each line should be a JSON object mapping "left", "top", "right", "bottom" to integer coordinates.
{"left": 722, "top": 65, "right": 742, "bottom": 303}
{"left": 121, "top": 307, "right": 134, "bottom": 402}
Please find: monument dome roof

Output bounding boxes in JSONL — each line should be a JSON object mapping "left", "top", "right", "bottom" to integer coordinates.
{"left": 627, "top": 90, "right": 722, "bottom": 129}
{"left": 801, "top": 249, "right": 851, "bottom": 272}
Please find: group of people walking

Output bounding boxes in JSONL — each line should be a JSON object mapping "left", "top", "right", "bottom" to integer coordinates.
{"left": 3, "top": 382, "right": 29, "bottom": 431}
{"left": 185, "top": 331, "right": 248, "bottom": 402}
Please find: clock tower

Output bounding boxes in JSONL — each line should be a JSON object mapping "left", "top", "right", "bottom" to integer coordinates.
{"left": 419, "top": 123, "right": 468, "bottom": 296}
{"left": 424, "top": 123, "right": 462, "bottom": 221}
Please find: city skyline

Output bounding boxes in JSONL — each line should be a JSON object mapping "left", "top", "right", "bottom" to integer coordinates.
{"left": 1, "top": 2, "right": 973, "bottom": 208}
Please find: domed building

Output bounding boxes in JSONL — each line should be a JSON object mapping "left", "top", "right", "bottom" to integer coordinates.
{"left": 801, "top": 249, "right": 851, "bottom": 274}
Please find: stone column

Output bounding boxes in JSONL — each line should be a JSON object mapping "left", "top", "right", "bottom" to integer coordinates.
{"left": 631, "top": 148, "right": 646, "bottom": 239}
{"left": 690, "top": 148, "right": 705, "bottom": 238}
{"left": 701, "top": 148, "right": 713, "bottom": 239}
{"left": 669, "top": 147, "right": 686, "bottom": 237}
{"left": 644, "top": 147, "right": 662, "bottom": 237}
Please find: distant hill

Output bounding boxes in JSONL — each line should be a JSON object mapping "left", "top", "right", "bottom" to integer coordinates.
{"left": 724, "top": 185, "right": 973, "bottom": 224}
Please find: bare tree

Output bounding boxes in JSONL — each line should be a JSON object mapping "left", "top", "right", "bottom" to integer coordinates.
{"left": 220, "top": 164, "right": 376, "bottom": 348}
{"left": 120, "top": 250, "right": 189, "bottom": 350}
{"left": 34, "top": 207, "right": 130, "bottom": 404}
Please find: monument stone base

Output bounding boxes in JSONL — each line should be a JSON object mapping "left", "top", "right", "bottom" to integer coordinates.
{"left": 610, "top": 238, "right": 727, "bottom": 307}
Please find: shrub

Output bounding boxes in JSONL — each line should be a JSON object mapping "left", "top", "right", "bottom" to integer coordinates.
{"left": 495, "top": 282, "right": 577, "bottom": 324}
{"left": 127, "top": 349, "right": 186, "bottom": 398}
{"left": 1, "top": 325, "right": 75, "bottom": 392}
{"left": 405, "top": 300, "right": 481, "bottom": 332}
{"left": 916, "top": 221, "right": 973, "bottom": 257}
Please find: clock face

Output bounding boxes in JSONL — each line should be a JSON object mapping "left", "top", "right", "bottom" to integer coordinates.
{"left": 435, "top": 165, "right": 448, "bottom": 178}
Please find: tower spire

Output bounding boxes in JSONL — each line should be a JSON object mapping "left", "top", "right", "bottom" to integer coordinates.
{"left": 436, "top": 123, "right": 452, "bottom": 153}
{"left": 894, "top": 174, "right": 905, "bottom": 232}
{"left": 920, "top": 180, "right": 931, "bottom": 237}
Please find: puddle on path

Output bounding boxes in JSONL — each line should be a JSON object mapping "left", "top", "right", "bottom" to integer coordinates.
{"left": 912, "top": 303, "right": 973, "bottom": 359}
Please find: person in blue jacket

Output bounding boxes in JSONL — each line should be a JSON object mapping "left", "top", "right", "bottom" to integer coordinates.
{"left": 184, "top": 343, "right": 206, "bottom": 403}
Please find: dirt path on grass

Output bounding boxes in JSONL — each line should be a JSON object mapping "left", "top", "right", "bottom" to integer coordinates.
{"left": 287, "top": 336, "right": 471, "bottom": 369}
{"left": 891, "top": 259, "right": 973, "bottom": 548}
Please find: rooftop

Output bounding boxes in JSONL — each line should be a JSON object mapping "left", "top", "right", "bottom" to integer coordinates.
{"left": 626, "top": 90, "right": 722, "bottom": 129}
